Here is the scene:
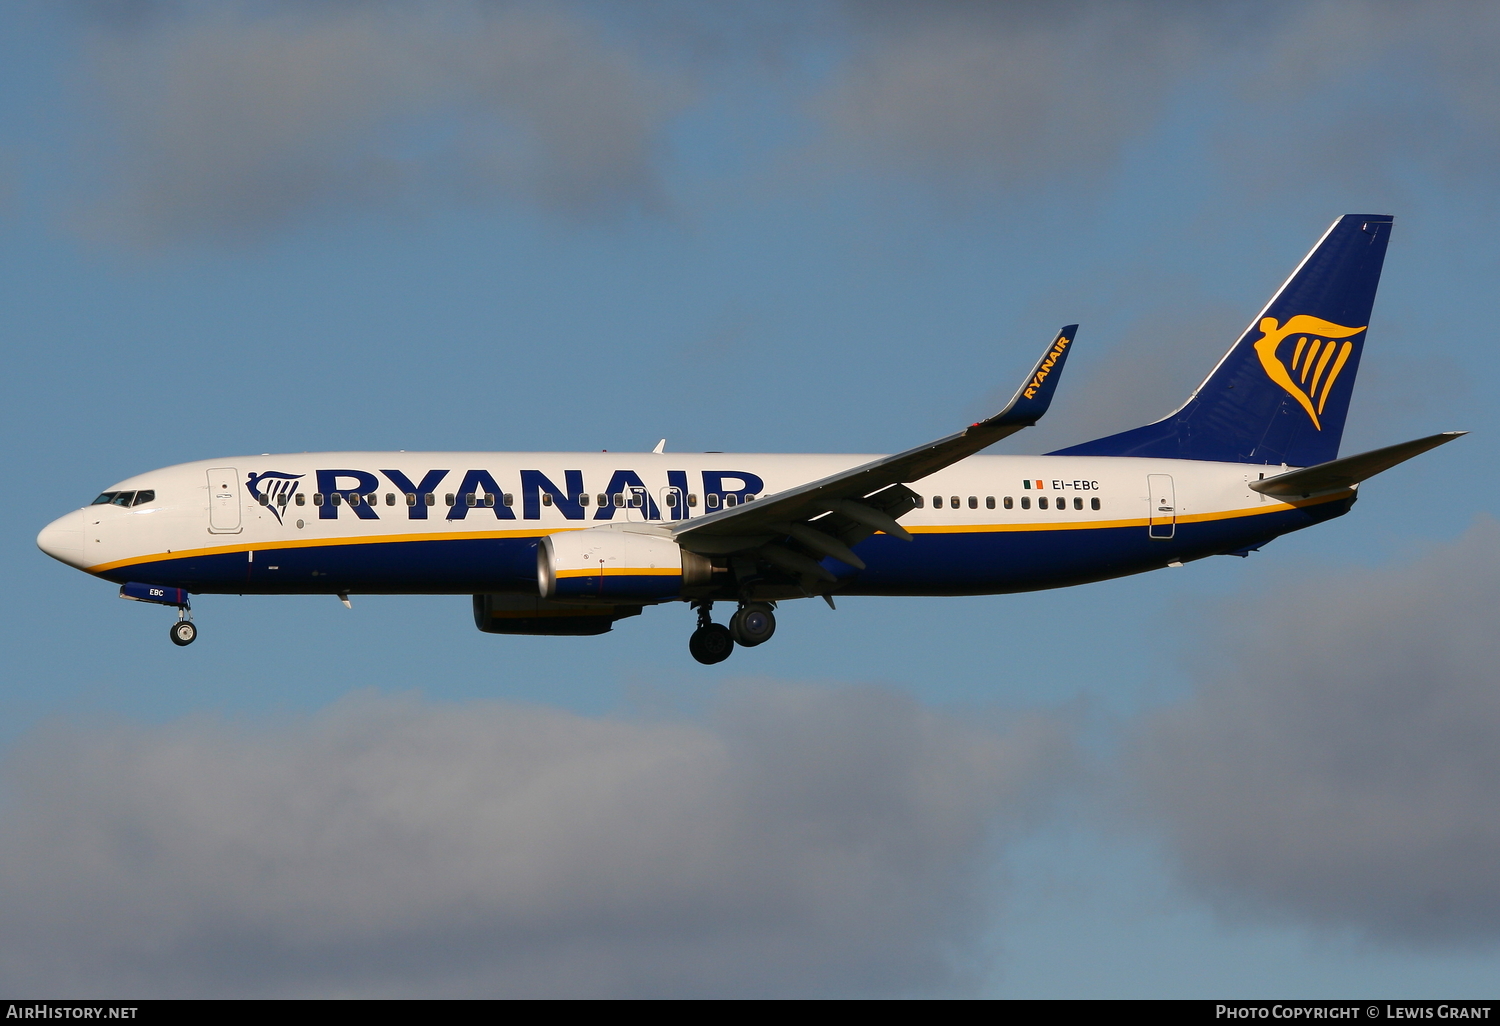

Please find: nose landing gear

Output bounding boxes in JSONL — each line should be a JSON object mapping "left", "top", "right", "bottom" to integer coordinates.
{"left": 169, "top": 603, "right": 197, "bottom": 646}
{"left": 169, "top": 618, "right": 197, "bottom": 646}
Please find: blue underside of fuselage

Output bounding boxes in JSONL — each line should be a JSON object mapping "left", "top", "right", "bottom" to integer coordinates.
{"left": 97, "top": 498, "right": 1351, "bottom": 598}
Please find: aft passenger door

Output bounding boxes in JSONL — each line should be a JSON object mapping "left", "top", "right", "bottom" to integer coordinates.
{"left": 208, "top": 468, "right": 243, "bottom": 534}
{"left": 1147, "top": 474, "right": 1175, "bottom": 539}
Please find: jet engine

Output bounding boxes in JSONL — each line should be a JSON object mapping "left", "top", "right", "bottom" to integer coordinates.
{"left": 539, "top": 527, "right": 712, "bottom": 602}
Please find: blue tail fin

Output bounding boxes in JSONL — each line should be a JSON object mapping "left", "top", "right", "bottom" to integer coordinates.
{"left": 1050, "top": 214, "right": 1393, "bottom": 466}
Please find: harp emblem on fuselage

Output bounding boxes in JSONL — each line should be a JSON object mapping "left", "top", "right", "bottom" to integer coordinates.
{"left": 245, "top": 471, "right": 304, "bottom": 524}
{"left": 1252, "top": 315, "right": 1366, "bottom": 430}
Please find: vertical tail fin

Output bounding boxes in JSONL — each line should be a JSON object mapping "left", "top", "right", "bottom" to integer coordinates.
{"left": 1051, "top": 214, "right": 1393, "bottom": 466}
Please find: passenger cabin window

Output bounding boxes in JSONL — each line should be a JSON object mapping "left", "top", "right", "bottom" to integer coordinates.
{"left": 503, "top": 493, "right": 514, "bottom": 506}
{"left": 614, "top": 493, "right": 625, "bottom": 508}
{"left": 932, "top": 496, "right": 943, "bottom": 508}
{"left": 465, "top": 493, "right": 476, "bottom": 507}
{"left": 724, "top": 495, "right": 737, "bottom": 508}
{"left": 484, "top": 494, "right": 495, "bottom": 507}
{"left": 986, "top": 496, "right": 995, "bottom": 509}
{"left": 386, "top": 493, "right": 395, "bottom": 506}
{"left": 445, "top": 494, "right": 454, "bottom": 506}
{"left": 968, "top": 496, "right": 977, "bottom": 509}
{"left": 258, "top": 493, "right": 269, "bottom": 505}
{"left": 542, "top": 493, "right": 553, "bottom": 506}
{"left": 313, "top": 493, "right": 324, "bottom": 506}
{"left": 1004, "top": 496, "right": 1013, "bottom": 509}
{"left": 950, "top": 496, "right": 959, "bottom": 508}
{"left": 1091, "top": 498, "right": 1101, "bottom": 510}
{"left": 424, "top": 493, "right": 435, "bottom": 506}
{"left": 1021, "top": 496, "right": 1030, "bottom": 509}
{"left": 296, "top": 493, "right": 306, "bottom": 506}
{"left": 597, "top": 493, "right": 608, "bottom": 507}
{"left": 1073, "top": 497, "right": 1083, "bottom": 510}
{"left": 707, "top": 494, "right": 720, "bottom": 509}
{"left": 331, "top": 493, "right": 342, "bottom": 506}
{"left": 1038, "top": 496, "right": 1048, "bottom": 509}
{"left": 405, "top": 493, "right": 416, "bottom": 506}
{"left": 579, "top": 494, "right": 590, "bottom": 507}
{"left": 688, "top": 494, "right": 699, "bottom": 507}
{"left": 276, "top": 493, "right": 287, "bottom": 506}
{"left": 914, "top": 496, "right": 924, "bottom": 508}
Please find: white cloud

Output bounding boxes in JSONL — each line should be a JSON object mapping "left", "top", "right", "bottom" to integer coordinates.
{"left": 1131, "top": 518, "right": 1500, "bottom": 944}
{"left": 0, "top": 684, "right": 1071, "bottom": 996}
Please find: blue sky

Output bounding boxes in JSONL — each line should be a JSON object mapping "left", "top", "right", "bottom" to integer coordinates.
{"left": 3, "top": 0, "right": 1499, "bottom": 997}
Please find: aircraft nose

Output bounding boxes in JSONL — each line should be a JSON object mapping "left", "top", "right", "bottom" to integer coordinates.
{"left": 37, "top": 509, "right": 88, "bottom": 569}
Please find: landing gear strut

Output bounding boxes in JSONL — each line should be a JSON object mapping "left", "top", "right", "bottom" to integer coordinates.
{"left": 688, "top": 601, "right": 733, "bottom": 665}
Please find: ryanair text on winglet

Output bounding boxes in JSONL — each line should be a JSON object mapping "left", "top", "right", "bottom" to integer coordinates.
{"left": 1022, "top": 335, "right": 1071, "bottom": 399}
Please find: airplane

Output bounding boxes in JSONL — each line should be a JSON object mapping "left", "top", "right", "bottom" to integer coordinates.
{"left": 37, "top": 214, "right": 1463, "bottom": 664}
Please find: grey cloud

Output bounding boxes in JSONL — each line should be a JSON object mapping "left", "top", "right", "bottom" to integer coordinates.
{"left": 78, "top": 2, "right": 688, "bottom": 243}
{"left": 68, "top": 1, "right": 1500, "bottom": 242}
{"left": 805, "top": 1, "right": 1500, "bottom": 197}
{"left": 808, "top": 2, "right": 1204, "bottom": 190}
{"left": 0, "top": 684, "right": 1071, "bottom": 996}
{"left": 1215, "top": 0, "right": 1500, "bottom": 198}
{"left": 1131, "top": 519, "right": 1500, "bottom": 944}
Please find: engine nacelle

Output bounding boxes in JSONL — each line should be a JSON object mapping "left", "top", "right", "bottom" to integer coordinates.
{"left": 539, "top": 527, "right": 712, "bottom": 602}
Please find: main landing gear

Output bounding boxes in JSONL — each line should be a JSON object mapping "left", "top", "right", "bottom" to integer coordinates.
{"left": 688, "top": 600, "right": 776, "bottom": 665}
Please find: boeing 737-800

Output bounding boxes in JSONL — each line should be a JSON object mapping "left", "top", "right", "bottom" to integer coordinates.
{"left": 36, "top": 215, "right": 1462, "bottom": 663}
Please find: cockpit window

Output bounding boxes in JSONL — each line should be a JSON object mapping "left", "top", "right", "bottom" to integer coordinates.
{"left": 132, "top": 490, "right": 155, "bottom": 506}
{"left": 110, "top": 492, "right": 136, "bottom": 507}
{"left": 91, "top": 492, "right": 115, "bottom": 505}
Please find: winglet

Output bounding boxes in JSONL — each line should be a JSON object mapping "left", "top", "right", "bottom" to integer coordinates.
{"left": 981, "top": 325, "right": 1078, "bottom": 431}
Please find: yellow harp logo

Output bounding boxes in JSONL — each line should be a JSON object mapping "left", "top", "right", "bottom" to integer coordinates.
{"left": 1253, "top": 315, "right": 1366, "bottom": 430}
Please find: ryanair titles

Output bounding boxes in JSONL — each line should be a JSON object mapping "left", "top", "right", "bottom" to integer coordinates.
{"left": 247, "top": 468, "right": 766, "bottom": 523}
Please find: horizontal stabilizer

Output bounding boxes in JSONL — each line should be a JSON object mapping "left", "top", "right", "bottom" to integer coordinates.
{"left": 1250, "top": 431, "right": 1466, "bottom": 497}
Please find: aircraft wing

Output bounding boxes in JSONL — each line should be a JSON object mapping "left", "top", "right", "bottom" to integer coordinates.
{"left": 672, "top": 326, "right": 1078, "bottom": 577}
{"left": 1249, "top": 431, "right": 1466, "bottom": 498}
